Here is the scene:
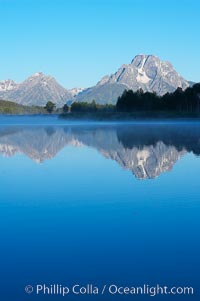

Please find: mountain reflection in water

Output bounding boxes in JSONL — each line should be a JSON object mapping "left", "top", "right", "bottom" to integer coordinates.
{"left": 0, "top": 123, "right": 200, "bottom": 179}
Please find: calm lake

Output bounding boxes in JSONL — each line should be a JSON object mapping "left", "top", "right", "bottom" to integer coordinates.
{"left": 0, "top": 116, "right": 199, "bottom": 300}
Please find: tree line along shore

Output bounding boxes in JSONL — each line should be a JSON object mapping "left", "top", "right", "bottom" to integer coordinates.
{"left": 0, "top": 83, "right": 200, "bottom": 118}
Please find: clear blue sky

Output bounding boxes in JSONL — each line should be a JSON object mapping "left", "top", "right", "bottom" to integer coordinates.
{"left": 0, "top": 0, "right": 199, "bottom": 88}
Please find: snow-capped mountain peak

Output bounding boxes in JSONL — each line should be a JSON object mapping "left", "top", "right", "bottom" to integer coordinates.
{"left": 74, "top": 54, "right": 189, "bottom": 104}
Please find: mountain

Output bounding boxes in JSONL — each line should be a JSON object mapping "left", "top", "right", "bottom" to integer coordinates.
{"left": 74, "top": 54, "right": 190, "bottom": 104}
{"left": 0, "top": 72, "right": 73, "bottom": 107}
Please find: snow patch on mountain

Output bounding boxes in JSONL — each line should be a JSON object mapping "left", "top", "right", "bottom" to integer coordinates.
{"left": 136, "top": 56, "right": 151, "bottom": 84}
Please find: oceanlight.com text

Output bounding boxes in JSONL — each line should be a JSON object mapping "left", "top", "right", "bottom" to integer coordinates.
{"left": 25, "top": 283, "right": 194, "bottom": 297}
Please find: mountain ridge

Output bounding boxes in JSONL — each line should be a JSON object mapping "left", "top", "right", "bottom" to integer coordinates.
{"left": 0, "top": 55, "right": 194, "bottom": 107}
